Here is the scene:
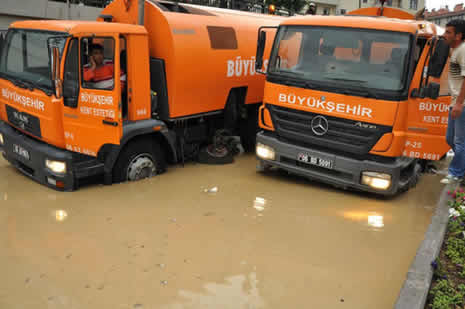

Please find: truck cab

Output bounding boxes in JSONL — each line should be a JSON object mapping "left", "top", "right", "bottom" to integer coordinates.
{"left": 255, "top": 9, "right": 450, "bottom": 195}
{"left": 0, "top": 21, "right": 168, "bottom": 190}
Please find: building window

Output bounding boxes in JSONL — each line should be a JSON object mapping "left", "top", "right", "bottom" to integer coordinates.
{"left": 363, "top": 0, "right": 367, "bottom": 3}
{"left": 340, "top": 9, "right": 346, "bottom": 15}
{"left": 410, "top": 0, "right": 417, "bottom": 10}
{"left": 323, "top": 7, "right": 330, "bottom": 15}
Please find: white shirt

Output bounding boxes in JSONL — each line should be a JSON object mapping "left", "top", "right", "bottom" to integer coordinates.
{"left": 449, "top": 42, "right": 465, "bottom": 105}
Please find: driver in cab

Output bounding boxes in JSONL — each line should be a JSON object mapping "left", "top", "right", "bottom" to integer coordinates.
{"left": 83, "top": 43, "right": 126, "bottom": 89}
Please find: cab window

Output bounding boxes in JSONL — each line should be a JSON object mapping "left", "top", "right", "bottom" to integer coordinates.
{"left": 81, "top": 37, "right": 115, "bottom": 90}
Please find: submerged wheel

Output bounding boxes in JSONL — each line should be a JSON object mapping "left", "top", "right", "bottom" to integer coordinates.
{"left": 256, "top": 160, "right": 272, "bottom": 173}
{"left": 398, "top": 162, "right": 421, "bottom": 194}
{"left": 112, "top": 138, "right": 165, "bottom": 183}
{"left": 127, "top": 153, "right": 156, "bottom": 180}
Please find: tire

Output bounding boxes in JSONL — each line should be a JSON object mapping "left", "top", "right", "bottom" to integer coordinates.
{"left": 256, "top": 159, "right": 272, "bottom": 172}
{"left": 112, "top": 138, "right": 166, "bottom": 183}
{"left": 408, "top": 163, "right": 421, "bottom": 189}
{"left": 197, "top": 144, "right": 234, "bottom": 165}
{"left": 398, "top": 162, "right": 421, "bottom": 194}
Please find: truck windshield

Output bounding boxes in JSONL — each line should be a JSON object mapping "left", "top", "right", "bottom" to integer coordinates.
{"left": 0, "top": 29, "right": 66, "bottom": 95}
{"left": 268, "top": 26, "right": 412, "bottom": 98}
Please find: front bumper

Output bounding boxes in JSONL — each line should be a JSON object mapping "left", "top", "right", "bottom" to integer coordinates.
{"left": 0, "top": 121, "right": 103, "bottom": 191}
{"left": 256, "top": 131, "right": 416, "bottom": 196}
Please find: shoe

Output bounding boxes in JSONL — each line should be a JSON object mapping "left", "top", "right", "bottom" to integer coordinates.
{"left": 440, "top": 174, "right": 460, "bottom": 184}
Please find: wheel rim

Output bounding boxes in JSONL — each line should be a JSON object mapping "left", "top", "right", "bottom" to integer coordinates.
{"left": 126, "top": 153, "right": 156, "bottom": 181}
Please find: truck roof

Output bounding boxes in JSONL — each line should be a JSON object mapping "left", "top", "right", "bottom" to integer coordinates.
{"left": 281, "top": 15, "right": 440, "bottom": 36}
{"left": 178, "top": 2, "right": 286, "bottom": 21}
{"left": 9, "top": 20, "right": 147, "bottom": 35}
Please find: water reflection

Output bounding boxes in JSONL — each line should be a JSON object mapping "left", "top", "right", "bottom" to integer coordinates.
{"left": 343, "top": 211, "right": 385, "bottom": 229}
{"left": 166, "top": 272, "right": 264, "bottom": 309}
{"left": 253, "top": 197, "right": 267, "bottom": 212}
{"left": 54, "top": 210, "right": 68, "bottom": 222}
{"left": 367, "top": 215, "right": 384, "bottom": 228}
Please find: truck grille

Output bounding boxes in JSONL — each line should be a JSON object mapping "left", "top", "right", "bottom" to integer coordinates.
{"left": 6, "top": 105, "right": 41, "bottom": 138}
{"left": 267, "top": 105, "right": 392, "bottom": 156}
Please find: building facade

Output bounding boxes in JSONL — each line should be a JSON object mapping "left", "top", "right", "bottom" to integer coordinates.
{"left": 300, "top": 0, "right": 424, "bottom": 16}
{"left": 337, "top": 0, "right": 424, "bottom": 15}
{"left": 0, "top": 0, "right": 104, "bottom": 30}
{"left": 426, "top": 4, "right": 465, "bottom": 27}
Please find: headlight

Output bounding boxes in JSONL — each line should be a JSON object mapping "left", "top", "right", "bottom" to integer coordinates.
{"left": 256, "top": 143, "right": 275, "bottom": 161}
{"left": 0, "top": 133, "right": 4, "bottom": 145}
{"left": 361, "top": 171, "right": 391, "bottom": 190}
{"left": 45, "top": 159, "right": 67, "bottom": 174}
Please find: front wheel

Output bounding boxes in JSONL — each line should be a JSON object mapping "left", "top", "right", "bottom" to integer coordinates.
{"left": 112, "top": 138, "right": 166, "bottom": 183}
{"left": 256, "top": 159, "right": 272, "bottom": 173}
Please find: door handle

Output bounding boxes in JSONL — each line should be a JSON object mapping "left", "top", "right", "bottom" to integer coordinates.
{"left": 102, "top": 120, "right": 118, "bottom": 126}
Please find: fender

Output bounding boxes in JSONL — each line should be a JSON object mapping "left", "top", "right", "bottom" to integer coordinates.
{"left": 101, "top": 119, "right": 177, "bottom": 184}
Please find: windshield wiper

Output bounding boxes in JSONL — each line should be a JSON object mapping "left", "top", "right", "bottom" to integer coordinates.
{"left": 340, "top": 87, "right": 380, "bottom": 100}
{"left": 325, "top": 78, "right": 381, "bottom": 99}
{"left": 269, "top": 73, "right": 325, "bottom": 91}
{"left": 326, "top": 77, "right": 368, "bottom": 84}
{"left": 11, "top": 78, "right": 32, "bottom": 91}
{"left": 0, "top": 72, "right": 52, "bottom": 96}
{"left": 0, "top": 72, "right": 30, "bottom": 90}
{"left": 359, "top": 89, "right": 380, "bottom": 99}
{"left": 23, "top": 80, "right": 53, "bottom": 96}
{"left": 269, "top": 72, "right": 381, "bottom": 99}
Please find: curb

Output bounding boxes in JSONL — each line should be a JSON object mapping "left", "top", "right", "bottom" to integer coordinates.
{"left": 394, "top": 184, "right": 454, "bottom": 309}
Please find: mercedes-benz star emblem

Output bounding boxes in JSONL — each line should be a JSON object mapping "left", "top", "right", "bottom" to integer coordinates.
{"left": 311, "top": 115, "right": 329, "bottom": 136}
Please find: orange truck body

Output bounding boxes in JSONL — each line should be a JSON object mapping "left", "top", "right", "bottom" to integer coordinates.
{"left": 0, "top": 0, "right": 283, "bottom": 190}
{"left": 256, "top": 8, "right": 451, "bottom": 195}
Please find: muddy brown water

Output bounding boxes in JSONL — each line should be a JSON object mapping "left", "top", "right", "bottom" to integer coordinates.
{"left": 0, "top": 154, "right": 445, "bottom": 309}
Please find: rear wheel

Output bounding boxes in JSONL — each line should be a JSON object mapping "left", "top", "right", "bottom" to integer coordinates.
{"left": 112, "top": 138, "right": 166, "bottom": 183}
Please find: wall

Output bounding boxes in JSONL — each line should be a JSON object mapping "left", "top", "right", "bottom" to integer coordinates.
{"left": 0, "top": 0, "right": 101, "bottom": 30}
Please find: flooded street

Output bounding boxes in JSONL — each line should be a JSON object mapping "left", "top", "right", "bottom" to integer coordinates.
{"left": 0, "top": 153, "right": 444, "bottom": 309}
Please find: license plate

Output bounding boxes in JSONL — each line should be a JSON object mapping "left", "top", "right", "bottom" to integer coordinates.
{"left": 13, "top": 144, "right": 30, "bottom": 161}
{"left": 297, "top": 153, "right": 333, "bottom": 169}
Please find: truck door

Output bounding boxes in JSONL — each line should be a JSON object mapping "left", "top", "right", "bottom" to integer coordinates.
{"left": 404, "top": 37, "right": 451, "bottom": 161}
{"left": 61, "top": 34, "right": 122, "bottom": 157}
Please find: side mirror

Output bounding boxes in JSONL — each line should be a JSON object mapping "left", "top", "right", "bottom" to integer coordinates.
{"left": 428, "top": 38, "right": 449, "bottom": 78}
{"left": 255, "top": 30, "right": 267, "bottom": 73}
{"left": 63, "top": 74, "right": 79, "bottom": 108}
{"left": 50, "top": 46, "right": 63, "bottom": 99}
{"left": 425, "top": 82, "right": 440, "bottom": 100}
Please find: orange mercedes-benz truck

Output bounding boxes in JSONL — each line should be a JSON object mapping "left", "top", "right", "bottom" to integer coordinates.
{"left": 255, "top": 7, "right": 451, "bottom": 195}
{"left": 0, "top": 0, "right": 283, "bottom": 190}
